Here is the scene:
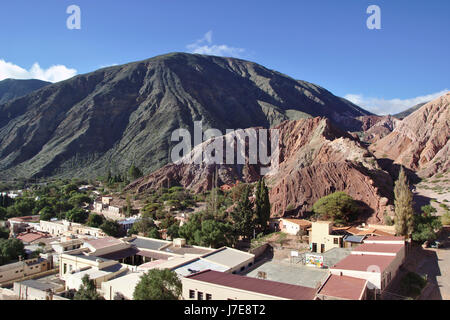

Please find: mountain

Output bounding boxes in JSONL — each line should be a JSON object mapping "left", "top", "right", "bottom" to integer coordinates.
{"left": 0, "top": 79, "right": 50, "bottom": 104}
{"left": 393, "top": 102, "right": 427, "bottom": 120}
{"left": 356, "top": 115, "right": 400, "bottom": 143}
{"left": 0, "top": 53, "right": 371, "bottom": 179}
{"left": 370, "top": 92, "right": 450, "bottom": 177}
{"left": 126, "top": 117, "right": 394, "bottom": 224}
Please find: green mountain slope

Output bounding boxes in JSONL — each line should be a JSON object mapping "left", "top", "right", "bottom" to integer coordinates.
{"left": 0, "top": 53, "right": 371, "bottom": 179}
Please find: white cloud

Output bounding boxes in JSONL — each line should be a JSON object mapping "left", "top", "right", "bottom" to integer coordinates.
{"left": 344, "top": 90, "right": 449, "bottom": 115}
{"left": 0, "top": 59, "right": 77, "bottom": 83}
{"left": 187, "top": 31, "right": 245, "bottom": 58}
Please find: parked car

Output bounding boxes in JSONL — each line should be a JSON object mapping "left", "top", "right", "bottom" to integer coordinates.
{"left": 429, "top": 241, "right": 442, "bottom": 249}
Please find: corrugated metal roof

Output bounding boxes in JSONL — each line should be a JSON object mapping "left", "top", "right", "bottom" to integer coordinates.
{"left": 318, "top": 275, "right": 367, "bottom": 300}
{"left": 186, "top": 270, "right": 317, "bottom": 300}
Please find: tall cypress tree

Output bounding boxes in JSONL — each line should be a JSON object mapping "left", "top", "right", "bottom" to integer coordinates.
{"left": 394, "top": 167, "right": 414, "bottom": 237}
{"left": 231, "top": 185, "right": 256, "bottom": 241}
{"left": 255, "top": 179, "right": 271, "bottom": 233}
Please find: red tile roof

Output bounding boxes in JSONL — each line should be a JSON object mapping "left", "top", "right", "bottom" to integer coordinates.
{"left": 331, "top": 254, "right": 395, "bottom": 272}
{"left": 282, "top": 219, "right": 312, "bottom": 227}
{"left": 17, "top": 232, "right": 49, "bottom": 243}
{"left": 318, "top": 275, "right": 367, "bottom": 300}
{"left": 186, "top": 270, "right": 317, "bottom": 300}
{"left": 352, "top": 243, "right": 404, "bottom": 254}
{"left": 8, "top": 215, "right": 40, "bottom": 223}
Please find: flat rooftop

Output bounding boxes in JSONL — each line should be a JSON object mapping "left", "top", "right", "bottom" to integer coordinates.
{"left": 244, "top": 260, "right": 328, "bottom": 288}
{"left": 331, "top": 254, "right": 395, "bottom": 272}
{"left": 161, "top": 244, "right": 213, "bottom": 256}
{"left": 84, "top": 237, "right": 123, "bottom": 250}
{"left": 201, "top": 247, "right": 254, "bottom": 268}
{"left": 173, "top": 259, "right": 228, "bottom": 277}
{"left": 128, "top": 237, "right": 170, "bottom": 251}
{"left": 16, "top": 279, "right": 61, "bottom": 291}
{"left": 364, "top": 236, "right": 405, "bottom": 242}
{"left": 352, "top": 243, "right": 404, "bottom": 254}
{"left": 186, "top": 270, "right": 317, "bottom": 300}
{"left": 318, "top": 275, "right": 367, "bottom": 300}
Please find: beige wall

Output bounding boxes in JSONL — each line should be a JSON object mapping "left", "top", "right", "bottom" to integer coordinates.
{"left": 0, "top": 259, "right": 51, "bottom": 285}
{"left": 182, "top": 277, "right": 290, "bottom": 300}
{"left": 59, "top": 254, "right": 117, "bottom": 280}
{"left": 309, "top": 222, "right": 342, "bottom": 253}
{"left": 13, "top": 282, "right": 64, "bottom": 300}
{"left": 39, "top": 220, "right": 68, "bottom": 236}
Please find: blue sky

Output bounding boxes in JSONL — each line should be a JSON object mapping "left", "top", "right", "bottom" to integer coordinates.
{"left": 0, "top": 0, "right": 448, "bottom": 114}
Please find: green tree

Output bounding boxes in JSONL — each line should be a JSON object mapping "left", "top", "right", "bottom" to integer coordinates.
{"left": 144, "top": 228, "right": 161, "bottom": 239}
{"left": 178, "top": 213, "right": 203, "bottom": 244}
{"left": 0, "top": 227, "right": 9, "bottom": 239}
{"left": 68, "top": 194, "right": 91, "bottom": 208}
{"left": 63, "top": 184, "right": 79, "bottom": 196}
{"left": 129, "top": 214, "right": 157, "bottom": 236}
{"left": 412, "top": 206, "right": 442, "bottom": 243}
{"left": 74, "top": 275, "right": 103, "bottom": 300}
{"left": 65, "top": 208, "right": 88, "bottom": 223}
{"left": 128, "top": 165, "right": 143, "bottom": 181}
{"left": 231, "top": 185, "right": 256, "bottom": 241}
{"left": 195, "top": 220, "right": 234, "bottom": 248}
{"left": 100, "top": 220, "right": 122, "bottom": 237}
{"left": 0, "top": 207, "right": 6, "bottom": 221}
{"left": 255, "top": 179, "right": 271, "bottom": 233}
{"left": 0, "top": 238, "right": 26, "bottom": 265}
{"left": 39, "top": 206, "right": 55, "bottom": 221}
{"left": 312, "top": 192, "right": 358, "bottom": 224}
{"left": 133, "top": 269, "right": 182, "bottom": 300}
{"left": 166, "top": 224, "right": 180, "bottom": 240}
{"left": 86, "top": 214, "right": 105, "bottom": 228}
{"left": 394, "top": 167, "right": 414, "bottom": 237}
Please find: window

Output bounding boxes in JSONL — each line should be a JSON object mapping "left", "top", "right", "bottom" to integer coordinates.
{"left": 189, "top": 290, "right": 195, "bottom": 299}
{"left": 333, "top": 238, "right": 339, "bottom": 245}
{"left": 197, "top": 292, "right": 203, "bottom": 300}
{"left": 240, "top": 266, "right": 245, "bottom": 272}
{"left": 206, "top": 294, "right": 212, "bottom": 300}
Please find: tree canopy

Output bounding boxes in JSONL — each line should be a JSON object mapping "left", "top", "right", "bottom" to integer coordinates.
{"left": 0, "top": 238, "right": 26, "bottom": 266}
{"left": 100, "top": 220, "right": 123, "bottom": 237}
{"left": 312, "top": 191, "right": 358, "bottom": 224}
{"left": 133, "top": 269, "right": 182, "bottom": 300}
{"left": 74, "top": 275, "right": 103, "bottom": 300}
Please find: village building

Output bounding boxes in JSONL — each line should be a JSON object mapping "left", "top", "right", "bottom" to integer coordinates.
{"left": 182, "top": 270, "right": 317, "bottom": 300}
{"left": 0, "top": 257, "right": 52, "bottom": 286}
{"left": 279, "top": 218, "right": 312, "bottom": 235}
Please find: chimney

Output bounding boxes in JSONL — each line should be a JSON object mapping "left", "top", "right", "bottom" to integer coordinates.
{"left": 173, "top": 238, "right": 186, "bottom": 248}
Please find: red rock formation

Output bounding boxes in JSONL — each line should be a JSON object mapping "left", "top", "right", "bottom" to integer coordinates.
{"left": 127, "top": 117, "right": 395, "bottom": 224}
{"left": 370, "top": 92, "right": 450, "bottom": 177}
{"left": 356, "top": 115, "right": 399, "bottom": 143}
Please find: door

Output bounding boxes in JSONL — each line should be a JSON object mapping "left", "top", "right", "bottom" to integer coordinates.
{"left": 312, "top": 243, "right": 317, "bottom": 252}
{"left": 321, "top": 244, "right": 325, "bottom": 253}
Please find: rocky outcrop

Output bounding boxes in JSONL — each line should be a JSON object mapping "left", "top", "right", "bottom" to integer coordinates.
{"left": 370, "top": 92, "right": 450, "bottom": 177}
{"left": 356, "top": 115, "right": 399, "bottom": 143}
{"left": 128, "top": 118, "right": 394, "bottom": 224}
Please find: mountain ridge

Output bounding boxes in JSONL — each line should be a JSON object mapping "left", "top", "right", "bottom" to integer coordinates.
{"left": 0, "top": 52, "right": 372, "bottom": 179}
